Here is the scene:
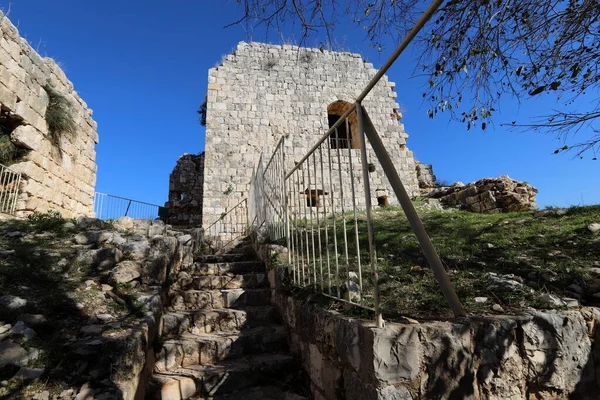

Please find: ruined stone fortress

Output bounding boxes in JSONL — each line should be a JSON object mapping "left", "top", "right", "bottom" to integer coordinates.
{"left": 0, "top": 11, "right": 98, "bottom": 218}
{"left": 167, "top": 41, "right": 421, "bottom": 228}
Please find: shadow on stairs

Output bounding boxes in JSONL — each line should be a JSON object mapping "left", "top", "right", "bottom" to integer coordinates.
{"left": 147, "top": 237, "right": 310, "bottom": 399}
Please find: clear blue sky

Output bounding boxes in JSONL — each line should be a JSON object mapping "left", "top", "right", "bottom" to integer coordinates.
{"left": 4, "top": 0, "right": 598, "bottom": 208}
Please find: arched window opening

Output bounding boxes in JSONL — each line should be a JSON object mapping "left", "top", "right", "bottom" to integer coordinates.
{"left": 327, "top": 100, "right": 360, "bottom": 150}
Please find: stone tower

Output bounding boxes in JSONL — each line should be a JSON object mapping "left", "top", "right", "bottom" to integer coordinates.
{"left": 168, "top": 41, "right": 420, "bottom": 228}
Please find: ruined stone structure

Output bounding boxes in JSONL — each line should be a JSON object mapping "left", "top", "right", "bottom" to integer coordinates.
{"left": 0, "top": 12, "right": 98, "bottom": 217}
{"left": 168, "top": 41, "right": 420, "bottom": 228}
{"left": 165, "top": 153, "right": 204, "bottom": 226}
{"left": 427, "top": 175, "right": 539, "bottom": 213}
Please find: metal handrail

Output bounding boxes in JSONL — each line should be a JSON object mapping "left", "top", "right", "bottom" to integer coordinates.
{"left": 245, "top": 0, "right": 467, "bottom": 326}
{"left": 0, "top": 163, "right": 21, "bottom": 215}
{"left": 203, "top": 198, "right": 249, "bottom": 253}
{"left": 204, "top": 198, "right": 248, "bottom": 232}
{"left": 93, "top": 192, "right": 165, "bottom": 220}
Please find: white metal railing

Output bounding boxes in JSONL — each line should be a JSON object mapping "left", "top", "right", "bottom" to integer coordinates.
{"left": 204, "top": 198, "right": 249, "bottom": 251}
{"left": 247, "top": 0, "right": 464, "bottom": 326}
{"left": 93, "top": 192, "right": 166, "bottom": 220}
{"left": 0, "top": 163, "right": 21, "bottom": 215}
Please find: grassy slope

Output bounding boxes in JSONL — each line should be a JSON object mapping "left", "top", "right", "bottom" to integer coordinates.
{"left": 308, "top": 204, "right": 600, "bottom": 321}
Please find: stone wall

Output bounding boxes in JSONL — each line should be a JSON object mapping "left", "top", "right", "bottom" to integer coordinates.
{"left": 165, "top": 153, "right": 204, "bottom": 226}
{"left": 256, "top": 243, "right": 600, "bottom": 400}
{"left": 0, "top": 11, "right": 98, "bottom": 218}
{"left": 202, "top": 42, "right": 419, "bottom": 228}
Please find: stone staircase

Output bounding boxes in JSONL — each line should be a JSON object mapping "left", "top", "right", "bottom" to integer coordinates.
{"left": 148, "top": 240, "right": 308, "bottom": 399}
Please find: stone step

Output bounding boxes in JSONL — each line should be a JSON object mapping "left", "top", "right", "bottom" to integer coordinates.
{"left": 170, "top": 289, "right": 271, "bottom": 311}
{"left": 209, "top": 385, "right": 309, "bottom": 400}
{"left": 155, "top": 326, "right": 288, "bottom": 371}
{"left": 186, "top": 273, "right": 267, "bottom": 290}
{"left": 149, "top": 354, "right": 300, "bottom": 400}
{"left": 161, "top": 306, "right": 281, "bottom": 338}
{"left": 184, "top": 261, "right": 265, "bottom": 276}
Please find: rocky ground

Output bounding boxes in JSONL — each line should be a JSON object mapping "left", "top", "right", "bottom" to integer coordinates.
{"left": 0, "top": 212, "right": 197, "bottom": 400}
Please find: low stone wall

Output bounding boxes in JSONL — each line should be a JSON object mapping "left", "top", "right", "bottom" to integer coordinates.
{"left": 255, "top": 243, "right": 600, "bottom": 400}
{"left": 0, "top": 11, "right": 98, "bottom": 217}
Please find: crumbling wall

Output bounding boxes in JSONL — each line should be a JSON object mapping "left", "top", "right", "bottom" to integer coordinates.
{"left": 202, "top": 42, "right": 420, "bottom": 229}
{"left": 0, "top": 11, "right": 98, "bottom": 218}
{"left": 165, "top": 153, "right": 204, "bottom": 226}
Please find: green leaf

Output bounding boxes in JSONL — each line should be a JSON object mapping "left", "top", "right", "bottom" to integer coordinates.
{"left": 528, "top": 86, "right": 546, "bottom": 96}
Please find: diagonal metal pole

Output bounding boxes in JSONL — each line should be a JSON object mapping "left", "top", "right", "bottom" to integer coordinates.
{"left": 361, "top": 106, "right": 466, "bottom": 318}
{"left": 355, "top": 103, "right": 383, "bottom": 327}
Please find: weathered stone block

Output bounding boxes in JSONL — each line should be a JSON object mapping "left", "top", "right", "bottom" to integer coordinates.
{"left": 10, "top": 125, "right": 43, "bottom": 151}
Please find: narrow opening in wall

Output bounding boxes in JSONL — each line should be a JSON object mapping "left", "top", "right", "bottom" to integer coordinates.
{"left": 305, "top": 188, "right": 326, "bottom": 207}
{"left": 377, "top": 195, "right": 389, "bottom": 207}
{"left": 0, "top": 107, "right": 29, "bottom": 166}
{"left": 328, "top": 114, "right": 350, "bottom": 149}
{"left": 327, "top": 100, "right": 360, "bottom": 150}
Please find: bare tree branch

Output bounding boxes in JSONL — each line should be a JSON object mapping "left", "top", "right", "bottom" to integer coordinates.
{"left": 227, "top": 0, "right": 600, "bottom": 157}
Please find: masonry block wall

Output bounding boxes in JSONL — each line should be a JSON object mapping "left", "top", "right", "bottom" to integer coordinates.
{"left": 165, "top": 153, "right": 204, "bottom": 226}
{"left": 200, "top": 41, "right": 419, "bottom": 228}
{"left": 0, "top": 11, "right": 98, "bottom": 217}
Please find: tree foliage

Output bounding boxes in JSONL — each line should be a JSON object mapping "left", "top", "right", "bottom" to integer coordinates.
{"left": 230, "top": 0, "right": 600, "bottom": 158}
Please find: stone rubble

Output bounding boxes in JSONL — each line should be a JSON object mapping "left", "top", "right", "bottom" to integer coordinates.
{"left": 426, "top": 175, "right": 539, "bottom": 213}
{"left": 588, "top": 223, "right": 600, "bottom": 234}
{"left": 0, "top": 215, "right": 200, "bottom": 399}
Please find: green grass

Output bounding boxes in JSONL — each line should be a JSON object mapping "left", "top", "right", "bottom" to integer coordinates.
{"left": 288, "top": 204, "right": 600, "bottom": 320}
{"left": 44, "top": 84, "right": 76, "bottom": 143}
{"left": 0, "top": 134, "right": 29, "bottom": 166}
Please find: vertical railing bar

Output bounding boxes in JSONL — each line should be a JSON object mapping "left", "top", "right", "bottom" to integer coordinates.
{"left": 345, "top": 118, "right": 364, "bottom": 305}
{"left": 11, "top": 173, "right": 21, "bottom": 214}
{"left": 355, "top": 102, "right": 382, "bottom": 327}
{"left": 335, "top": 127, "right": 352, "bottom": 304}
{"left": 313, "top": 150, "right": 324, "bottom": 293}
{"left": 346, "top": 116, "right": 363, "bottom": 305}
{"left": 0, "top": 168, "right": 6, "bottom": 213}
{"left": 301, "top": 165, "right": 311, "bottom": 286}
{"left": 290, "top": 171, "right": 297, "bottom": 285}
{"left": 0, "top": 169, "right": 8, "bottom": 213}
{"left": 5, "top": 169, "right": 13, "bottom": 213}
{"left": 319, "top": 145, "right": 332, "bottom": 295}
{"left": 307, "top": 154, "right": 317, "bottom": 286}
{"left": 327, "top": 134, "right": 341, "bottom": 298}
{"left": 296, "top": 170, "right": 305, "bottom": 286}
{"left": 1, "top": 169, "right": 9, "bottom": 213}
